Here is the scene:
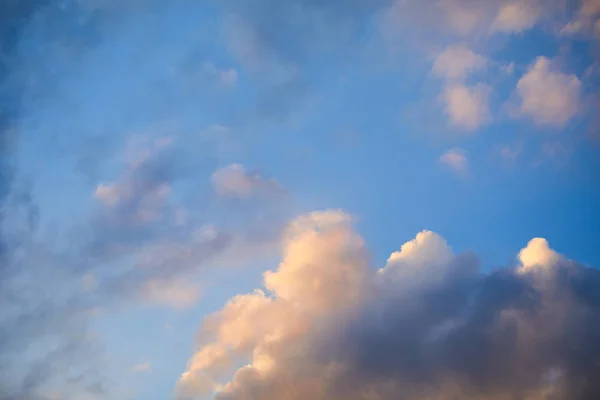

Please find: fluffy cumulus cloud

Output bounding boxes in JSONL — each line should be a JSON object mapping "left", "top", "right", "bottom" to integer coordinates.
{"left": 176, "top": 210, "right": 600, "bottom": 400}
{"left": 438, "top": 148, "right": 469, "bottom": 176}
{"left": 490, "top": 0, "right": 544, "bottom": 33}
{"left": 441, "top": 83, "right": 492, "bottom": 131}
{"left": 514, "top": 57, "right": 583, "bottom": 127}
{"left": 430, "top": 45, "right": 491, "bottom": 132}
{"left": 432, "top": 45, "right": 487, "bottom": 81}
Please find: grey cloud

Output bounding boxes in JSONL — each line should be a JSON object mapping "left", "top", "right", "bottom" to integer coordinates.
{"left": 229, "top": 260, "right": 600, "bottom": 399}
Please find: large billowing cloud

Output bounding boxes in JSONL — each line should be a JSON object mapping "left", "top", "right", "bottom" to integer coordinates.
{"left": 177, "top": 210, "right": 600, "bottom": 400}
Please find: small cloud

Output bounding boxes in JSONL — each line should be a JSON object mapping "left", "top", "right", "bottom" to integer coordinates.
{"left": 203, "top": 63, "right": 238, "bottom": 87}
{"left": 496, "top": 143, "right": 523, "bottom": 167}
{"left": 501, "top": 62, "right": 515, "bottom": 75}
{"left": 432, "top": 45, "right": 487, "bottom": 81}
{"left": 513, "top": 57, "right": 582, "bottom": 127}
{"left": 129, "top": 362, "right": 152, "bottom": 373}
{"left": 441, "top": 83, "right": 492, "bottom": 131}
{"left": 210, "top": 164, "right": 283, "bottom": 199}
{"left": 559, "top": 0, "right": 600, "bottom": 37}
{"left": 491, "top": 1, "right": 542, "bottom": 33}
{"left": 438, "top": 148, "right": 468, "bottom": 176}
{"left": 94, "top": 137, "right": 176, "bottom": 228}
{"left": 139, "top": 278, "right": 202, "bottom": 309}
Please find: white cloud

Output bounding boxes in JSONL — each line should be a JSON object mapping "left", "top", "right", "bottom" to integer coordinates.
{"left": 437, "top": 0, "right": 490, "bottom": 35}
{"left": 518, "top": 238, "right": 562, "bottom": 273}
{"left": 491, "top": 1, "right": 542, "bottom": 33}
{"left": 432, "top": 45, "right": 487, "bottom": 81}
{"left": 514, "top": 57, "right": 582, "bottom": 127}
{"left": 211, "top": 164, "right": 283, "bottom": 198}
{"left": 438, "top": 148, "right": 469, "bottom": 176}
{"left": 177, "top": 210, "right": 370, "bottom": 399}
{"left": 441, "top": 83, "right": 492, "bottom": 131}
{"left": 377, "top": 230, "right": 454, "bottom": 290}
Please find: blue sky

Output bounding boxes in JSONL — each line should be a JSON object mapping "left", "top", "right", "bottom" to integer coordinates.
{"left": 1, "top": 1, "right": 600, "bottom": 399}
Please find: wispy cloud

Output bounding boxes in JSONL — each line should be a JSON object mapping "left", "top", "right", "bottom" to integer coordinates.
{"left": 438, "top": 147, "right": 469, "bottom": 176}
{"left": 130, "top": 361, "right": 152, "bottom": 373}
{"left": 211, "top": 164, "right": 284, "bottom": 199}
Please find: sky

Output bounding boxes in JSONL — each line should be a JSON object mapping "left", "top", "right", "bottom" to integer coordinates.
{"left": 1, "top": 0, "right": 600, "bottom": 399}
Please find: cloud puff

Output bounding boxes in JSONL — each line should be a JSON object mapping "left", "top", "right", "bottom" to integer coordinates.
{"left": 496, "top": 142, "right": 523, "bottom": 167}
{"left": 432, "top": 45, "right": 487, "bottom": 81}
{"left": 176, "top": 210, "right": 600, "bottom": 400}
{"left": 518, "top": 237, "right": 562, "bottom": 273}
{"left": 438, "top": 148, "right": 469, "bottom": 176}
{"left": 490, "top": 0, "right": 543, "bottom": 33}
{"left": 429, "top": 44, "right": 491, "bottom": 133}
{"left": 94, "top": 137, "right": 175, "bottom": 228}
{"left": 514, "top": 57, "right": 583, "bottom": 127}
{"left": 211, "top": 164, "right": 283, "bottom": 199}
{"left": 560, "top": 0, "right": 600, "bottom": 36}
{"left": 139, "top": 278, "right": 202, "bottom": 309}
{"left": 441, "top": 83, "right": 492, "bottom": 131}
{"left": 130, "top": 361, "right": 152, "bottom": 373}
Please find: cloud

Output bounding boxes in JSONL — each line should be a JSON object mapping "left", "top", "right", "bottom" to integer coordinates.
{"left": 513, "top": 57, "right": 583, "bottom": 127}
{"left": 203, "top": 63, "right": 238, "bottom": 87}
{"left": 432, "top": 45, "right": 487, "bottom": 81}
{"left": 0, "top": 144, "right": 285, "bottom": 399}
{"left": 496, "top": 142, "right": 524, "bottom": 167}
{"left": 517, "top": 237, "right": 562, "bottom": 273}
{"left": 139, "top": 278, "right": 202, "bottom": 309}
{"left": 176, "top": 210, "right": 600, "bottom": 400}
{"left": 438, "top": 148, "right": 469, "bottom": 176}
{"left": 560, "top": 0, "right": 600, "bottom": 37}
{"left": 383, "top": 0, "right": 560, "bottom": 40}
{"left": 490, "top": 0, "right": 543, "bottom": 33}
{"left": 130, "top": 361, "right": 152, "bottom": 373}
{"left": 441, "top": 83, "right": 492, "bottom": 131}
{"left": 429, "top": 44, "right": 491, "bottom": 133}
{"left": 93, "top": 136, "right": 176, "bottom": 228}
{"left": 211, "top": 164, "right": 284, "bottom": 199}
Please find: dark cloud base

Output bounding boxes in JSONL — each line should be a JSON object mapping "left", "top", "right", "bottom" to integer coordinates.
{"left": 213, "top": 255, "right": 600, "bottom": 400}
